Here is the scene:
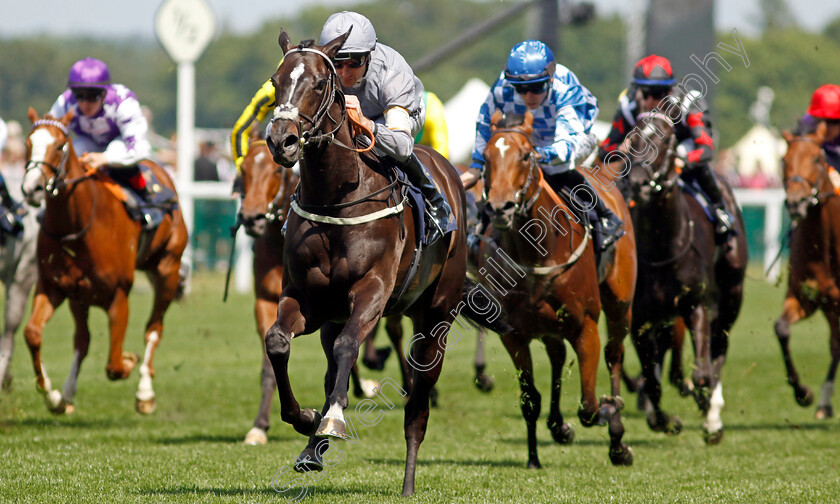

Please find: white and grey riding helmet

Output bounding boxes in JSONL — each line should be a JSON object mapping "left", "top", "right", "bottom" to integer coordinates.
{"left": 319, "top": 11, "right": 377, "bottom": 60}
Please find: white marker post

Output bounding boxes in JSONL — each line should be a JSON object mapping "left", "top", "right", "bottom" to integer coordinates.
{"left": 155, "top": 0, "right": 216, "bottom": 239}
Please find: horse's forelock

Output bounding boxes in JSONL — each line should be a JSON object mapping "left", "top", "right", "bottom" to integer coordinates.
{"left": 496, "top": 113, "right": 526, "bottom": 129}
{"left": 298, "top": 39, "right": 316, "bottom": 49}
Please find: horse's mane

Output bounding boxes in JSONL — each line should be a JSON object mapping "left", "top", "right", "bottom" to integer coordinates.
{"left": 496, "top": 112, "right": 526, "bottom": 129}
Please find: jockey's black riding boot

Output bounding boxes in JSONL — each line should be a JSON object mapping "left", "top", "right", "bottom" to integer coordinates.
{"left": 467, "top": 204, "right": 491, "bottom": 257}
{"left": 547, "top": 169, "right": 624, "bottom": 251}
{"left": 692, "top": 165, "right": 732, "bottom": 236}
{"left": 403, "top": 154, "right": 452, "bottom": 244}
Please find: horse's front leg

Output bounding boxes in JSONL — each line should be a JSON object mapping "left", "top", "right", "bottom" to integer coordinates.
{"left": 105, "top": 288, "right": 138, "bottom": 381}
{"left": 774, "top": 296, "right": 814, "bottom": 407}
{"left": 57, "top": 300, "right": 92, "bottom": 414}
{"left": 23, "top": 282, "right": 65, "bottom": 412}
{"left": 316, "top": 286, "right": 386, "bottom": 439}
{"left": 687, "top": 303, "right": 714, "bottom": 413}
{"left": 265, "top": 290, "right": 319, "bottom": 437}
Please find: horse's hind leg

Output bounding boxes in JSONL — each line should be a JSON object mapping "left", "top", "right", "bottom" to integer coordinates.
{"left": 473, "top": 327, "right": 494, "bottom": 392}
{"left": 774, "top": 296, "right": 814, "bottom": 406}
{"left": 1, "top": 278, "right": 32, "bottom": 390}
{"left": 543, "top": 336, "right": 574, "bottom": 445}
{"left": 402, "top": 308, "right": 458, "bottom": 496}
{"left": 23, "top": 284, "right": 66, "bottom": 412}
{"left": 816, "top": 310, "right": 840, "bottom": 419}
{"left": 244, "top": 298, "right": 279, "bottom": 446}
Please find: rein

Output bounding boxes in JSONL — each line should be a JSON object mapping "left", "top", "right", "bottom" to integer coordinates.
{"left": 26, "top": 120, "right": 100, "bottom": 241}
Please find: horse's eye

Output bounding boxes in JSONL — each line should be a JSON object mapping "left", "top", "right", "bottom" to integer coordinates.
{"left": 315, "top": 79, "right": 327, "bottom": 91}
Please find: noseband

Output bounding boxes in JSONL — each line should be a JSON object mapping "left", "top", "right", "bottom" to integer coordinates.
{"left": 25, "top": 119, "right": 72, "bottom": 197}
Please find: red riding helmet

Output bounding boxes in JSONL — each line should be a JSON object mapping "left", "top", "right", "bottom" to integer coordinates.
{"left": 807, "top": 84, "right": 840, "bottom": 120}
{"left": 632, "top": 55, "right": 676, "bottom": 86}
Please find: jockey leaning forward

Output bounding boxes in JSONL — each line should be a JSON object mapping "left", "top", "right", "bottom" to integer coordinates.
{"left": 598, "top": 54, "right": 733, "bottom": 237}
{"left": 801, "top": 84, "right": 840, "bottom": 170}
{"left": 48, "top": 57, "right": 169, "bottom": 228}
{"left": 465, "top": 39, "right": 624, "bottom": 252}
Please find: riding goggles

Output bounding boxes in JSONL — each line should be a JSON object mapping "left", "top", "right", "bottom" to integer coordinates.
{"left": 72, "top": 89, "right": 105, "bottom": 102}
{"left": 332, "top": 52, "right": 369, "bottom": 69}
{"left": 511, "top": 80, "right": 549, "bottom": 95}
{"left": 639, "top": 86, "right": 671, "bottom": 100}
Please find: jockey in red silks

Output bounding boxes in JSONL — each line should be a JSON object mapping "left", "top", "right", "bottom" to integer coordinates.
{"left": 802, "top": 84, "right": 840, "bottom": 170}
{"left": 598, "top": 55, "right": 733, "bottom": 237}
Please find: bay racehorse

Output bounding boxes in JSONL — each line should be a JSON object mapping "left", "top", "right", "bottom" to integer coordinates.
{"left": 473, "top": 111, "right": 636, "bottom": 467}
{"left": 21, "top": 108, "right": 188, "bottom": 415}
{"left": 774, "top": 122, "right": 840, "bottom": 418}
{"left": 624, "top": 111, "right": 747, "bottom": 442}
{"left": 0, "top": 186, "right": 39, "bottom": 391}
{"left": 237, "top": 137, "right": 404, "bottom": 444}
{"left": 263, "top": 32, "right": 468, "bottom": 496}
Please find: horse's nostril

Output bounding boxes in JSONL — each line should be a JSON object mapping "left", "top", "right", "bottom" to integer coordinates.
{"left": 283, "top": 135, "right": 299, "bottom": 149}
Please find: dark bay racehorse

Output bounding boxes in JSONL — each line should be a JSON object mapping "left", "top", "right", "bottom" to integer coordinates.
{"left": 21, "top": 108, "right": 188, "bottom": 415}
{"left": 473, "top": 111, "right": 636, "bottom": 467}
{"left": 237, "top": 137, "right": 407, "bottom": 444}
{"left": 625, "top": 111, "right": 747, "bottom": 442}
{"left": 263, "top": 32, "right": 468, "bottom": 496}
{"left": 0, "top": 189, "right": 39, "bottom": 391}
{"left": 774, "top": 122, "right": 840, "bottom": 418}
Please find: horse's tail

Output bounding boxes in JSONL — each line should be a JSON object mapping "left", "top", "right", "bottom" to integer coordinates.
{"left": 458, "top": 276, "right": 514, "bottom": 335}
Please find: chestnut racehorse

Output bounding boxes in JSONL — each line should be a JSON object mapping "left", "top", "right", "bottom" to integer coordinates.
{"left": 263, "top": 32, "right": 468, "bottom": 496}
{"left": 473, "top": 111, "right": 636, "bottom": 467}
{"left": 21, "top": 108, "right": 188, "bottom": 415}
{"left": 624, "top": 111, "right": 747, "bottom": 443}
{"left": 774, "top": 122, "right": 840, "bottom": 418}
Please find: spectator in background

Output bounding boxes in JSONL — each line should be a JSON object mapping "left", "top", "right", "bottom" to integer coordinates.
{"left": 194, "top": 141, "right": 220, "bottom": 182}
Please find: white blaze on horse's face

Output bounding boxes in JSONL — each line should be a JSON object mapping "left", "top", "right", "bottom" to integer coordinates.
{"left": 272, "top": 62, "right": 305, "bottom": 122}
{"left": 22, "top": 128, "right": 57, "bottom": 204}
{"left": 494, "top": 137, "right": 510, "bottom": 160}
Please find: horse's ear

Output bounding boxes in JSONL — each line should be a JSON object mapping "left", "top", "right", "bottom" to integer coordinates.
{"left": 27, "top": 106, "right": 39, "bottom": 124}
{"left": 523, "top": 111, "right": 534, "bottom": 132}
{"left": 278, "top": 29, "right": 293, "bottom": 54}
{"left": 320, "top": 26, "right": 352, "bottom": 60}
{"left": 815, "top": 120, "right": 827, "bottom": 143}
{"left": 490, "top": 110, "right": 503, "bottom": 131}
{"left": 781, "top": 130, "right": 794, "bottom": 144}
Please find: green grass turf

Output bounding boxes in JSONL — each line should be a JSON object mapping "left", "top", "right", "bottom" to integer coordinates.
{"left": 1, "top": 268, "right": 839, "bottom": 503}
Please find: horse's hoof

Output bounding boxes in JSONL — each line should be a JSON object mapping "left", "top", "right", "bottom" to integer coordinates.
{"left": 244, "top": 427, "right": 268, "bottom": 445}
{"left": 362, "top": 347, "right": 392, "bottom": 371}
{"left": 135, "top": 397, "right": 157, "bottom": 415}
{"left": 647, "top": 411, "right": 682, "bottom": 435}
{"left": 526, "top": 458, "right": 542, "bottom": 469}
{"left": 704, "top": 428, "right": 724, "bottom": 445}
{"left": 474, "top": 373, "right": 495, "bottom": 393}
{"left": 578, "top": 406, "right": 600, "bottom": 427}
{"left": 795, "top": 387, "right": 814, "bottom": 407}
{"left": 44, "top": 390, "right": 68, "bottom": 414}
{"left": 315, "top": 416, "right": 348, "bottom": 439}
{"left": 815, "top": 405, "right": 833, "bottom": 420}
{"left": 548, "top": 419, "right": 575, "bottom": 444}
{"left": 294, "top": 409, "right": 322, "bottom": 437}
{"left": 609, "top": 444, "right": 634, "bottom": 466}
{"left": 64, "top": 403, "right": 75, "bottom": 415}
{"left": 678, "top": 379, "right": 694, "bottom": 397}
{"left": 358, "top": 378, "right": 379, "bottom": 398}
{"left": 294, "top": 446, "right": 324, "bottom": 473}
